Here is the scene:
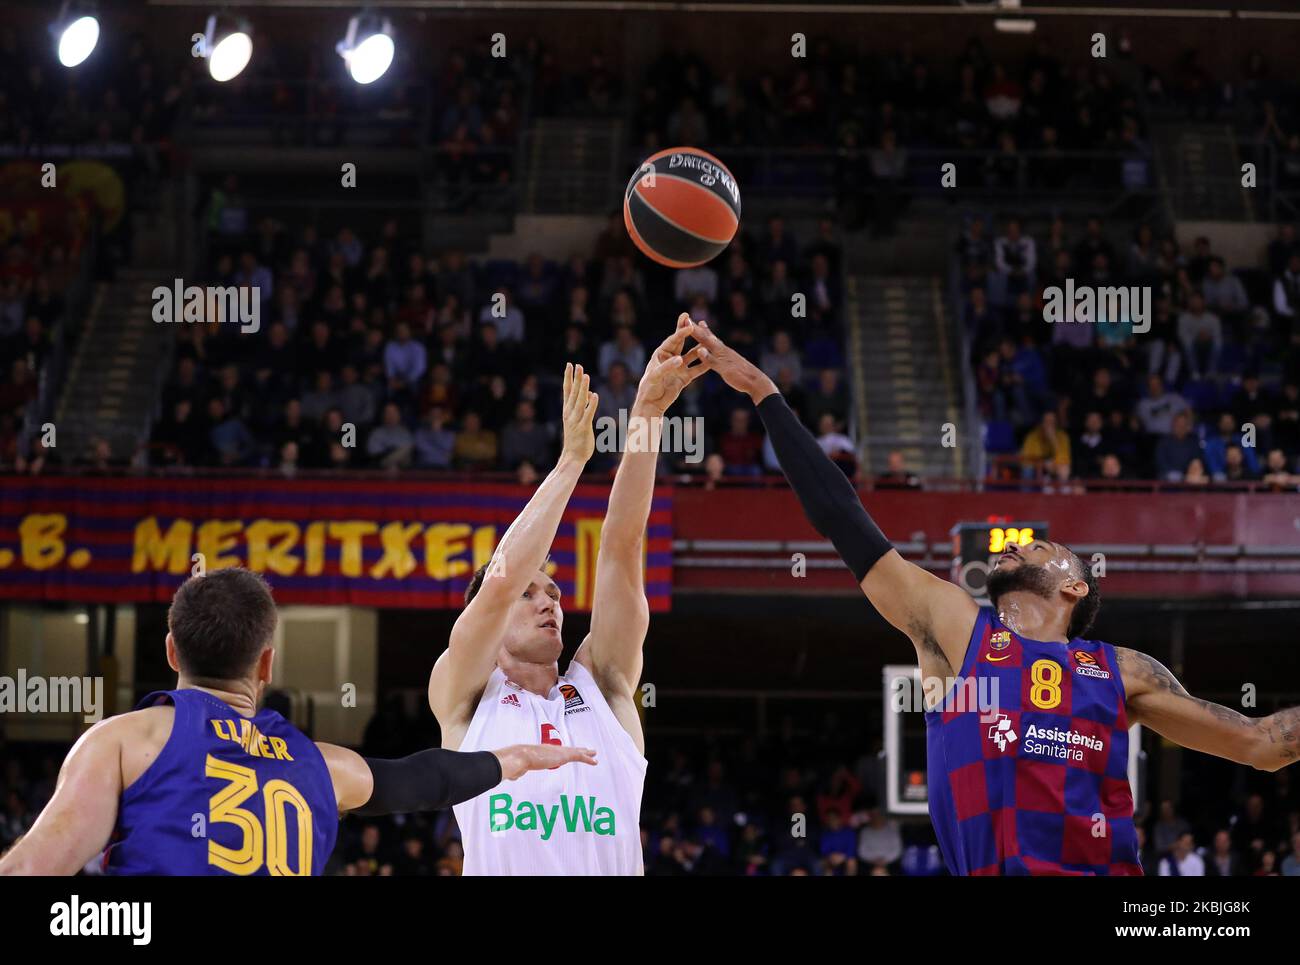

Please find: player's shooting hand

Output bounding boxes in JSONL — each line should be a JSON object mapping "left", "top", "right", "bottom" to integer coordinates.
{"left": 634, "top": 313, "right": 712, "bottom": 416}
{"left": 559, "top": 362, "right": 599, "bottom": 465}
{"left": 687, "top": 320, "right": 777, "bottom": 404}
{"left": 494, "top": 743, "right": 599, "bottom": 780}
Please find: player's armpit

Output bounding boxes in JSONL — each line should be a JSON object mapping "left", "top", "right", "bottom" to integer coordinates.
{"left": 1116, "top": 647, "right": 1299, "bottom": 771}
{"left": 860, "top": 549, "right": 980, "bottom": 675}
{"left": 0, "top": 718, "right": 125, "bottom": 875}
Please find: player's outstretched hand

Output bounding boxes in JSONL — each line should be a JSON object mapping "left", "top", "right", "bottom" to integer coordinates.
{"left": 688, "top": 320, "right": 776, "bottom": 404}
{"left": 494, "top": 743, "right": 599, "bottom": 780}
{"left": 635, "top": 313, "right": 713, "bottom": 416}
{"left": 560, "top": 362, "right": 599, "bottom": 465}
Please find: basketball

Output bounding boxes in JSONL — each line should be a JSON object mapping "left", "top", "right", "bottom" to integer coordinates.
{"left": 623, "top": 146, "right": 741, "bottom": 268}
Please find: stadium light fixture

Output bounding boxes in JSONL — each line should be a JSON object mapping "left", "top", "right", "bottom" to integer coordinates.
{"left": 203, "top": 13, "right": 253, "bottom": 83}
{"left": 51, "top": 2, "right": 100, "bottom": 69}
{"left": 994, "top": 18, "right": 1037, "bottom": 33}
{"left": 337, "top": 12, "right": 395, "bottom": 86}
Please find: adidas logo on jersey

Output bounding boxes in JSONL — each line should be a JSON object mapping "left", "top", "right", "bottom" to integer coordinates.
{"left": 500, "top": 693, "right": 521, "bottom": 707}
{"left": 487, "top": 793, "right": 617, "bottom": 839}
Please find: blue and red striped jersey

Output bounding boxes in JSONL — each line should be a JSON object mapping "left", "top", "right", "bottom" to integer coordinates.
{"left": 924, "top": 609, "right": 1142, "bottom": 876}
{"left": 105, "top": 689, "right": 338, "bottom": 876}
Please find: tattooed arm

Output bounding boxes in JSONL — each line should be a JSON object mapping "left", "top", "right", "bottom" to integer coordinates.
{"left": 1116, "top": 647, "right": 1300, "bottom": 772}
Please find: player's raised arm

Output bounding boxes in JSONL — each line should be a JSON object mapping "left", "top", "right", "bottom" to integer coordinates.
{"left": 318, "top": 741, "right": 599, "bottom": 814}
{"left": 0, "top": 718, "right": 127, "bottom": 875}
{"left": 1116, "top": 648, "right": 1300, "bottom": 772}
{"left": 428, "top": 363, "right": 598, "bottom": 726}
{"left": 690, "top": 322, "right": 978, "bottom": 674}
{"left": 574, "top": 316, "right": 710, "bottom": 736}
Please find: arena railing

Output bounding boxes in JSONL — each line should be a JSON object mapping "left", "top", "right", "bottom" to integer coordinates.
{"left": 13, "top": 463, "right": 1297, "bottom": 496}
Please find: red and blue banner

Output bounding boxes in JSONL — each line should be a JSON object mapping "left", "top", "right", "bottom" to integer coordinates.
{"left": 0, "top": 476, "right": 673, "bottom": 611}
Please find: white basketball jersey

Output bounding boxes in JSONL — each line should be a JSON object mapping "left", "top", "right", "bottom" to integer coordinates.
{"left": 452, "top": 660, "right": 647, "bottom": 876}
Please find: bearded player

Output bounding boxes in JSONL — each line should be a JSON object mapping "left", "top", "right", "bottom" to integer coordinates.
{"left": 691, "top": 320, "right": 1300, "bottom": 876}
{"left": 429, "top": 317, "right": 709, "bottom": 875}
{"left": 0, "top": 567, "right": 594, "bottom": 876}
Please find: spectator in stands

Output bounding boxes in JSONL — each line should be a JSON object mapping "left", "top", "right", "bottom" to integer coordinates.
{"left": 1159, "top": 832, "right": 1205, "bottom": 876}
{"left": 874, "top": 450, "right": 921, "bottom": 490}
{"left": 1181, "top": 457, "right": 1210, "bottom": 487}
{"left": 1019, "top": 409, "right": 1071, "bottom": 479}
{"left": 452, "top": 410, "right": 497, "bottom": 471}
{"left": 718, "top": 408, "right": 762, "bottom": 476}
{"left": 1205, "top": 829, "right": 1246, "bottom": 876}
{"left": 857, "top": 807, "right": 903, "bottom": 874}
{"left": 596, "top": 362, "right": 638, "bottom": 428}
{"left": 1201, "top": 256, "right": 1249, "bottom": 329}
{"left": 1177, "top": 291, "right": 1223, "bottom": 380}
{"left": 675, "top": 262, "right": 719, "bottom": 308}
{"left": 1203, "top": 411, "right": 1261, "bottom": 479}
{"left": 478, "top": 287, "right": 526, "bottom": 344}
{"left": 760, "top": 330, "right": 802, "bottom": 386}
{"left": 598, "top": 322, "right": 647, "bottom": 379}
{"left": 993, "top": 218, "right": 1036, "bottom": 303}
{"left": 1283, "top": 833, "right": 1300, "bottom": 877}
{"left": 414, "top": 406, "right": 456, "bottom": 470}
{"left": 499, "top": 400, "right": 552, "bottom": 470}
{"left": 301, "top": 370, "right": 341, "bottom": 425}
{"left": 806, "top": 369, "right": 847, "bottom": 429}
{"left": 1263, "top": 448, "right": 1299, "bottom": 491}
{"left": 815, "top": 413, "right": 857, "bottom": 478}
{"left": 384, "top": 321, "right": 427, "bottom": 404}
{"left": 1073, "top": 411, "right": 1109, "bottom": 479}
{"left": 1274, "top": 251, "right": 1300, "bottom": 325}
{"left": 818, "top": 810, "right": 858, "bottom": 875}
{"left": 367, "top": 403, "right": 413, "bottom": 469}
{"left": 1156, "top": 411, "right": 1203, "bottom": 481}
{"left": 1136, "top": 374, "right": 1190, "bottom": 436}
{"left": 207, "top": 397, "right": 254, "bottom": 467}
{"left": 0, "top": 358, "right": 36, "bottom": 417}
{"left": 867, "top": 131, "right": 908, "bottom": 236}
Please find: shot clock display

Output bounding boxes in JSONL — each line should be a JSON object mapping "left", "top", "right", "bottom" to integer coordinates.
{"left": 950, "top": 519, "right": 1049, "bottom": 598}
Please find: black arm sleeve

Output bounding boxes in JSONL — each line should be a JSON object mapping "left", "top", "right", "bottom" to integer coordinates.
{"left": 755, "top": 392, "right": 893, "bottom": 582}
{"left": 353, "top": 749, "right": 502, "bottom": 816}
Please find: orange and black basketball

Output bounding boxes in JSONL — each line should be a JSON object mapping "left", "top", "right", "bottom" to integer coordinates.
{"left": 623, "top": 147, "right": 741, "bottom": 268}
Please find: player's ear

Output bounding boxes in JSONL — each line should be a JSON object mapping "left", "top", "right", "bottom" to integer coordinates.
{"left": 164, "top": 632, "right": 180, "bottom": 673}
{"left": 1060, "top": 576, "right": 1088, "bottom": 603}
{"left": 257, "top": 646, "right": 275, "bottom": 686}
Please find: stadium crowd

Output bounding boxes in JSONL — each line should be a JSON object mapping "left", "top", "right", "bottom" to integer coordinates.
{"left": 960, "top": 213, "right": 1300, "bottom": 489}
{"left": 139, "top": 212, "right": 851, "bottom": 483}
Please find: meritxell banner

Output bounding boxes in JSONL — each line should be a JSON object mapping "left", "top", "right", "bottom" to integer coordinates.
{"left": 0, "top": 477, "right": 673, "bottom": 612}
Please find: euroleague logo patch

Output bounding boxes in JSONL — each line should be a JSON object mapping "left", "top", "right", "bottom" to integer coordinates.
{"left": 1072, "top": 650, "right": 1111, "bottom": 680}
{"left": 560, "top": 684, "right": 590, "bottom": 715}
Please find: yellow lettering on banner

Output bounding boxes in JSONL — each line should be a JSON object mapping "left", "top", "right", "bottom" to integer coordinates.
{"left": 425, "top": 524, "right": 471, "bottom": 580}
{"left": 303, "top": 521, "right": 326, "bottom": 576}
{"left": 196, "top": 520, "right": 243, "bottom": 570}
{"left": 328, "top": 522, "right": 377, "bottom": 577}
{"left": 132, "top": 517, "right": 194, "bottom": 574}
{"left": 371, "top": 522, "right": 423, "bottom": 579}
{"left": 574, "top": 517, "right": 603, "bottom": 610}
{"left": 19, "top": 513, "right": 68, "bottom": 570}
{"left": 472, "top": 525, "right": 497, "bottom": 571}
{"left": 246, "top": 520, "right": 301, "bottom": 576}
